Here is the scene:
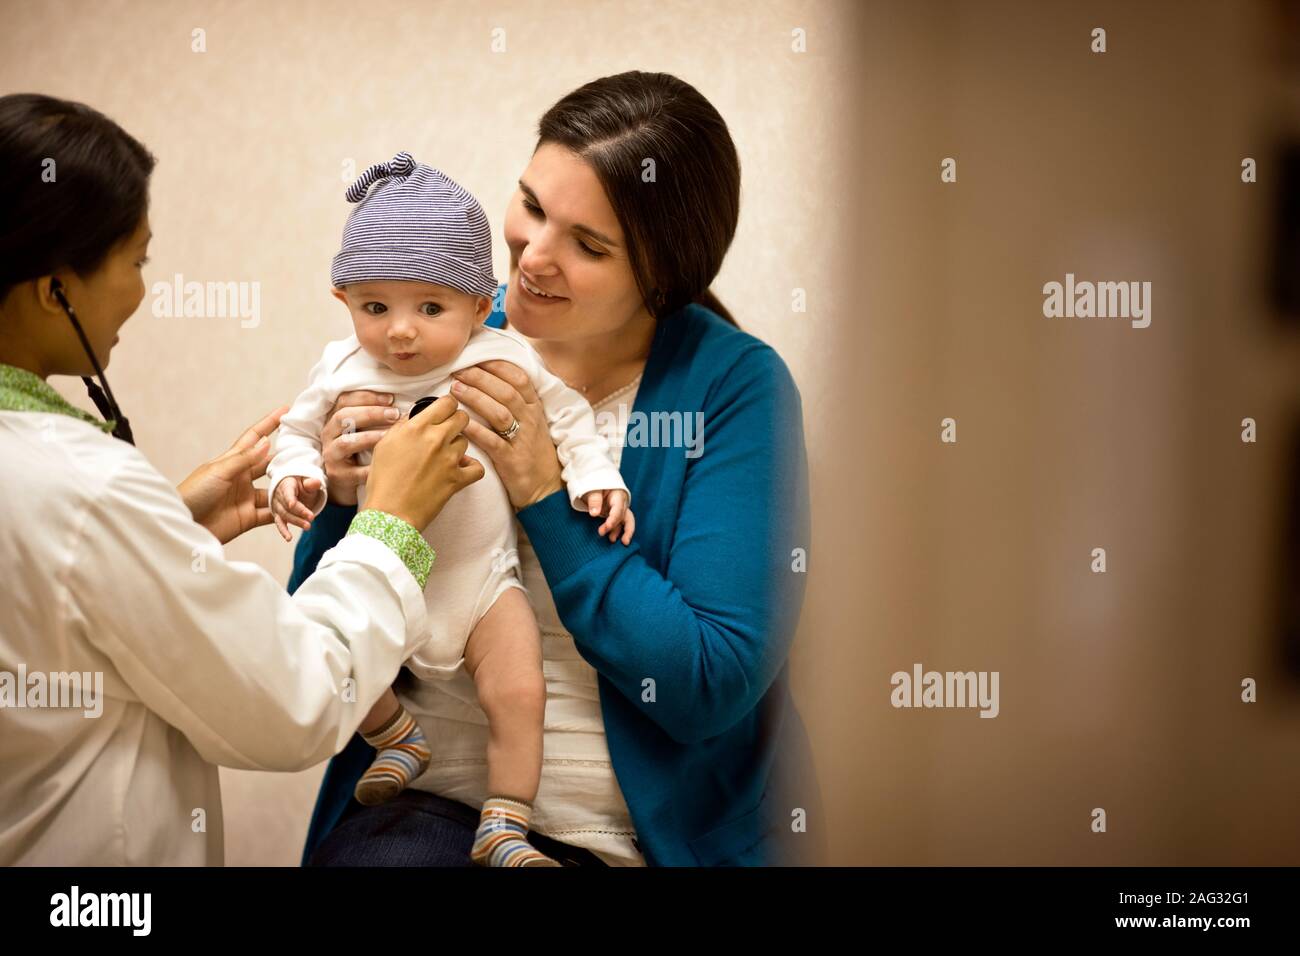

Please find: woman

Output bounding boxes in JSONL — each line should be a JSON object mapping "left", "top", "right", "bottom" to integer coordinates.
{"left": 297, "top": 71, "right": 822, "bottom": 867}
{"left": 0, "top": 93, "right": 484, "bottom": 865}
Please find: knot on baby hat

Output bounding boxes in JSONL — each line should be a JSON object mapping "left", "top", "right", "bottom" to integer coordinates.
{"left": 331, "top": 150, "right": 498, "bottom": 296}
{"left": 344, "top": 150, "right": 417, "bottom": 203}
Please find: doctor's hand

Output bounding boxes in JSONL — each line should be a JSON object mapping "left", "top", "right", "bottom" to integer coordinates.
{"left": 178, "top": 406, "right": 287, "bottom": 545}
{"left": 363, "top": 394, "right": 484, "bottom": 532}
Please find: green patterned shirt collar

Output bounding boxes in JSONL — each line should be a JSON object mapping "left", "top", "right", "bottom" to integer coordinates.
{"left": 0, "top": 363, "right": 114, "bottom": 434}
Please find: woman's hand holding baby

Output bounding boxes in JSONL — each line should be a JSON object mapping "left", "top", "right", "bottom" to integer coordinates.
{"left": 452, "top": 362, "right": 634, "bottom": 544}
{"left": 320, "top": 390, "right": 403, "bottom": 504}
{"left": 450, "top": 361, "right": 564, "bottom": 511}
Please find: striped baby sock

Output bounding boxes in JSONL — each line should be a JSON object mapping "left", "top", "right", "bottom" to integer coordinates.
{"left": 354, "top": 707, "right": 431, "bottom": 806}
{"left": 470, "top": 797, "right": 561, "bottom": 867}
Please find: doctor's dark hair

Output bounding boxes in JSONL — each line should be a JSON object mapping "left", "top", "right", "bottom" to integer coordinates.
{"left": 536, "top": 71, "right": 740, "bottom": 327}
{"left": 0, "top": 93, "right": 155, "bottom": 302}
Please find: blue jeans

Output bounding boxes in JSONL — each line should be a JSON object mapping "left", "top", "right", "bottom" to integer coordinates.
{"left": 306, "top": 790, "right": 610, "bottom": 867}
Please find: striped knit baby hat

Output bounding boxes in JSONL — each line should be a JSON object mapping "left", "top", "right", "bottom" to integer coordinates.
{"left": 331, "top": 151, "right": 498, "bottom": 296}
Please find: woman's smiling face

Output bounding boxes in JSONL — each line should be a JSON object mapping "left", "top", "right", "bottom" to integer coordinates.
{"left": 502, "top": 142, "right": 651, "bottom": 343}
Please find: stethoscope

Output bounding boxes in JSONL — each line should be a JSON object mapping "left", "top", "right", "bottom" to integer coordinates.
{"left": 44, "top": 277, "right": 432, "bottom": 444}
{"left": 48, "top": 277, "right": 134, "bottom": 445}
{"left": 45, "top": 279, "right": 434, "bottom": 444}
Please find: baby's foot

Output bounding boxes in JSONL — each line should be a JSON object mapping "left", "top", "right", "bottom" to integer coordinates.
{"left": 354, "top": 709, "right": 430, "bottom": 806}
{"left": 471, "top": 797, "right": 562, "bottom": 867}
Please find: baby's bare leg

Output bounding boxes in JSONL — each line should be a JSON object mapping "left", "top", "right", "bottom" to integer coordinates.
{"left": 353, "top": 686, "right": 431, "bottom": 806}
{"left": 360, "top": 687, "right": 400, "bottom": 734}
{"left": 464, "top": 587, "right": 546, "bottom": 804}
{"left": 464, "top": 588, "right": 556, "bottom": 865}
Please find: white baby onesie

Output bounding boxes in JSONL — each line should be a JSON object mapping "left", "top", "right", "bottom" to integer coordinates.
{"left": 268, "top": 324, "right": 628, "bottom": 678}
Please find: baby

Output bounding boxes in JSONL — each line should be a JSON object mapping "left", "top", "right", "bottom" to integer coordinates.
{"left": 267, "top": 151, "right": 633, "bottom": 867}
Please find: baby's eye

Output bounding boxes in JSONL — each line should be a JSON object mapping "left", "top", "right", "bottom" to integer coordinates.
{"left": 363, "top": 302, "right": 387, "bottom": 315}
{"left": 420, "top": 302, "right": 443, "bottom": 316}
{"left": 135, "top": 256, "right": 150, "bottom": 269}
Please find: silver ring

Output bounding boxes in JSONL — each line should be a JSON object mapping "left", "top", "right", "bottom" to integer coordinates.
{"left": 497, "top": 418, "right": 520, "bottom": 441}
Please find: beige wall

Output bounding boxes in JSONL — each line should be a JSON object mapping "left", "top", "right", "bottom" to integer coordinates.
{"left": 4, "top": 0, "right": 1299, "bottom": 865}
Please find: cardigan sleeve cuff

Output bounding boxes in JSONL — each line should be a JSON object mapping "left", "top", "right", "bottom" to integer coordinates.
{"left": 515, "top": 488, "right": 613, "bottom": 582}
{"left": 346, "top": 509, "right": 435, "bottom": 589}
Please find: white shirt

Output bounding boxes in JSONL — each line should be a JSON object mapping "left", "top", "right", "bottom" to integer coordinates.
{"left": 0, "top": 410, "right": 433, "bottom": 866}
{"left": 400, "top": 375, "right": 646, "bottom": 866}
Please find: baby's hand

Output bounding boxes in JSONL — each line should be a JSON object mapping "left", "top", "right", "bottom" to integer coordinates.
{"left": 271, "top": 476, "right": 323, "bottom": 542}
{"left": 583, "top": 489, "right": 635, "bottom": 546}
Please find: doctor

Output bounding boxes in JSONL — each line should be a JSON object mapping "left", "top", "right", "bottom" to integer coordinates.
{"left": 0, "top": 93, "right": 484, "bottom": 865}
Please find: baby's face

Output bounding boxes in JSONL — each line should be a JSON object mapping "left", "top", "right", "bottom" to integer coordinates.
{"left": 333, "top": 280, "right": 491, "bottom": 375}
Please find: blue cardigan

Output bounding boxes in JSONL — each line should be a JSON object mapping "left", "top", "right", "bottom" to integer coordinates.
{"left": 291, "top": 294, "right": 818, "bottom": 866}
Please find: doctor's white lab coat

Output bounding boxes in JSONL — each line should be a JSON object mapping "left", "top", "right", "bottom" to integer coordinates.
{"left": 0, "top": 410, "right": 431, "bottom": 865}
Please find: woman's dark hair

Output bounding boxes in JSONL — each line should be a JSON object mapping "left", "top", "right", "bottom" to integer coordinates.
{"left": 537, "top": 71, "right": 741, "bottom": 327}
{"left": 0, "top": 93, "right": 155, "bottom": 302}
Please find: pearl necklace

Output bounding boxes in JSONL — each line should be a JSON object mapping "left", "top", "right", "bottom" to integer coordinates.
{"left": 564, "top": 368, "right": 642, "bottom": 405}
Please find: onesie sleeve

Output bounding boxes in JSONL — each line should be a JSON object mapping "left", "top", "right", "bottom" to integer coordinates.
{"left": 266, "top": 340, "right": 354, "bottom": 515}
{"left": 530, "top": 361, "right": 629, "bottom": 511}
